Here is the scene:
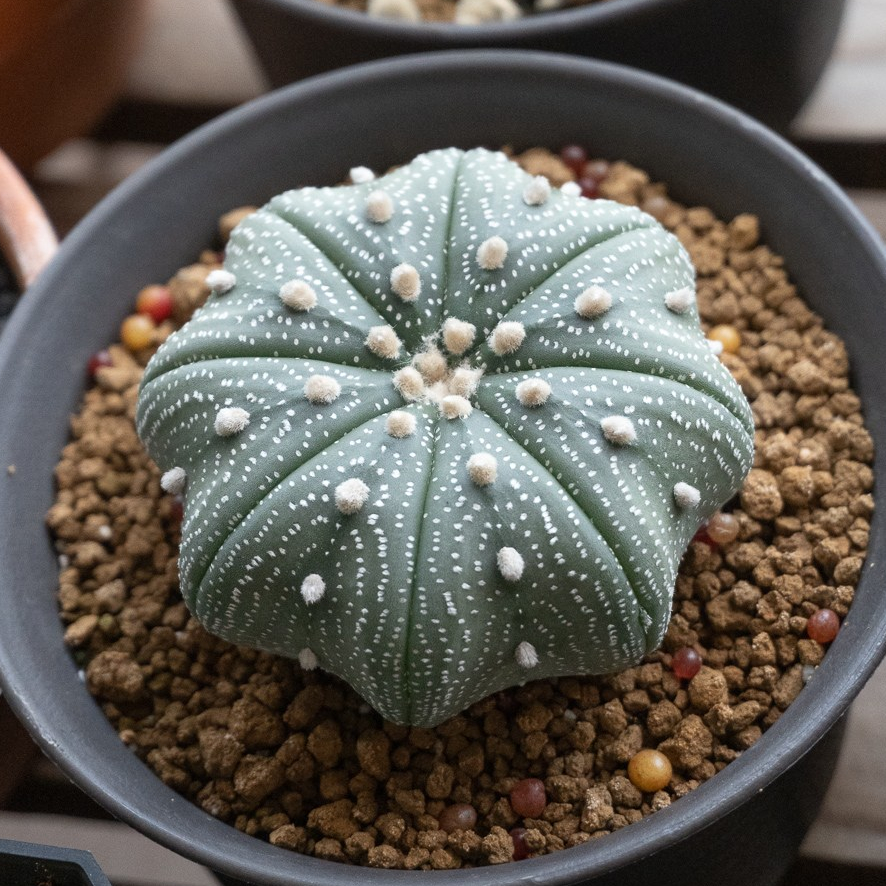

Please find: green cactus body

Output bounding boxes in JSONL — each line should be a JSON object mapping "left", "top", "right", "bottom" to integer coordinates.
{"left": 136, "top": 148, "right": 753, "bottom": 727}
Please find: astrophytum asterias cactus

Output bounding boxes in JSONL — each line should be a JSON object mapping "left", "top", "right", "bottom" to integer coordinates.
{"left": 136, "top": 147, "right": 754, "bottom": 727}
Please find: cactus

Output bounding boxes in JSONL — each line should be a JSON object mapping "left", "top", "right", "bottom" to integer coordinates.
{"left": 136, "top": 148, "right": 753, "bottom": 727}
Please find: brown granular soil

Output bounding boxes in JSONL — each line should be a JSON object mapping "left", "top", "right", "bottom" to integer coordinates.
{"left": 49, "top": 148, "right": 874, "bottom": 869}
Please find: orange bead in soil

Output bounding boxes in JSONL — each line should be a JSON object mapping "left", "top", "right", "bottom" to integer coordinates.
{"left": 708, "top": 324, "right": 742, "bottom": 354}
{"left": 807, "top": 608, "right": 840, "bottom": 644}
{"left": 627, "top": 749, "right": 673, "bottom": 793}
{"left": 120, "top": 313, "right": 155, "bottom": 352}
{"left": 706, "top": 512, "right": 740, "bottom": 544}
{"left": 509, "top": 778, "right": 547, "bottom": 818}
{"left": 135, "top": 284, "right": 173, "bottom": 324}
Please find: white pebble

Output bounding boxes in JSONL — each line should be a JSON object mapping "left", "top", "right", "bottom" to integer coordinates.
{"left": 467, "top": 452, "right": 497, "bottom": 486}
{"left": 365, "top": 325, "right": 402, "bottom": 359}
{"left": 440, "top": 395, "right": 473, "bottom": 420}
{"left": 561, "top": 181, "right": 581, "bottom": 197}
{"left": 386, "top": 410, "right": 417, "bottom": 438}
{"left": 279, "top": 279, "right": 317, "bottom": 311}
{"left": 600, "top": 415, "right": 636, "bottom": 445}
{"left": 390, "top": 263, "right": 421, "bottom": 302}
{"left": 673, "top": 482, "right": 701, "bottom": 509}
{"left": 476, "top": 235, "right": 508, "bottom": 270}
{"left": 298, "top": 648, "right": 319, "bottom": 670}
{"left": 665, "top": 286, "right": 696, "bottom": 314}
{"left": 300, "top": 574, "right": 326, "bottom": 604}
{"left": 515, "top": 378, "right": 551, "bottom": 407}
{"left": 160, "top": 466, "right": 187, "bottom": 495}
{"left": 304, "top": 374, "right": 341, "bottom": 404}
{"left": 206, "top": 269, "right": 236, "bottom": 294}
{"left": 349, "top": 165, "right": 376, "bottom": 184}
{"left": 455, "top": 0, "right": 522, "bottom": 23}
{"left": 367, "top": 0, "right": 421, "bottom": 19}
{"left": 335, "top": 478, "right": 370, "bottom": 515}
{"left": 490, "top": 320, "right": 526, "bottom": 356}
{"left": 392, "top": 366, "right": 425, "bottom": 401}
{"left": 214, "top": 406, "right": 250, "bottom": 437}
{"left": 522, "top": 175, "right": 551, "bottom": 206}
{"left": 515, "top": 641, "right": 539, "bottom": 669}
{"left": 574, "top": 285, "right": 613, "bottom": 319}
{"left": 442, "top": 318, "right": 476, "bottom": 355}
{"left": 366, "top": 189, "right": 394, "bottom": 224}
{"left": 497, "top": 546, "right": 524, "bottom": 581}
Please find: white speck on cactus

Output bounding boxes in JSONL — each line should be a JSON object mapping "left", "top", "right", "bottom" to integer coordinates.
{"left": 708, "top": 338, "right": 724, "bottom": 355}
{"left": 448, "top": 366, "right": 483, "bottom": 398}
{"left": 298, "top": 647, "right": 319, "bottom": 671}
{"left": 665, "top": 286, "right": 696, "bottom": 314}
{"left": 335, "top": 478, "right": 370, "bottom": 515}
{"left": 386, "top": 410, "right": 417, "bottom": 438}
{"left": 367, "top": 0, "right": 421, "bottom": 19}
{"left": 490, "top": 320, "right": 526, "bottom": 356}
{"left": 160, "top": 466, "right": 187, "bottom": 495}
{"left": 476, "top": 235, "right": 508, "bottom": 270}
{"left": 522, "top": 175, "right": 551, "bottom": 206}
{"left": 300, "top": 573, "right": 326, "bottom": 604}
{"left": 304, "top": 374, "right": 341, "bottom": 404}
{"left": 440, "top": 395, "right": 473, "bottom": 420}
{"left": 366, "top": 189, "right": 394, "bottom": 224}
{"left": 390, "top": 263, "right": 421, "bottom": 302}
{"left": 366, "top": 325, "right": 402, "bottom": 360}
{"left": 205, "top": 269, "right": 236, "bottom": 294}
{"left": 673, "top": 482, "right": 701, "bottom": 509}
{"left": 601, "top": 415, "right": 637, "bottom": 445}
{"left": 442, "top": 318, "right": 476, "bottom": 355}
{"left": 214, "top": 406, "right": 249, "bottom": 437}
{"left": 574, "top": 285, "right": 613, "bottom": 319}
{"left": 279, "top": 279, "right": 318, "bottom": 311}
{"left": 349, "top": 165, "right": 376, "bottom": 184}
{"left": 467, "top": 452, "right": 497, "bottom": 486}
{"left": 515, "top": 641, "right": 539, "bottom": 669}
{"left": 515, "top": 378, "right": 551, "bottom": 407}
{"left": 497, "top": 546, "right": 524, "bottom": 581}
{"left": 561, "top": 181, "right": 581, "bottom": 197}
{"left": 392, "top": 366, "right": 425, "bottom": 401}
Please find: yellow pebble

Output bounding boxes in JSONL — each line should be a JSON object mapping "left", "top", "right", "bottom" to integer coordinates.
{"left": 120, "top": 314, "right": 155, "bottom": 352}
{"left": 627, "top": 749, "right": 672, "bottom": 792}
{"left": 708, "top": 324, "right": 741, "bottom": 354}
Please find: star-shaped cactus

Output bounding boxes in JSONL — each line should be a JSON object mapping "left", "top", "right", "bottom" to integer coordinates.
{"left": 136, "top": 148, "right": 753, "bottom": 727}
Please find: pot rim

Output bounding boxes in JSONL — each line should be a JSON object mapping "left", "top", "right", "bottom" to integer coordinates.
{"left": 1, "top": 50, "right": 885, "bottom": 886}
{"left": 233, "top": 0, "right": 685, "bottom": 43}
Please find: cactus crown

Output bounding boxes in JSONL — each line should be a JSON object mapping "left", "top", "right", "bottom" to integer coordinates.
{"left": 136, "top": 148, "right": 753, "bottom": 727}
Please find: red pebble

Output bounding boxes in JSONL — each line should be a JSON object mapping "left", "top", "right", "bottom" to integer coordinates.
{"left": 136, "top": 284, "right": 173, "bottom": 324}
{"left": 807, "top": 608, "right": 840, "bottom": 644}
{"left": 510, "top": 827, "right": 530, "bottom": 861}
{"left": 169, "top": 497, "right": 184, "bottom": 523}
{"left": 509, "top": 778, "right": 547, "bottom": 818}
{"left": 671, "top": 646, "right": 702, "bottom": 680}
{"left": 438, "top": 803, "right": 477, "bottom": 833}
{"left": 582, "top": 159, "right": 610, "bottom": 181}
{"left": 692, "top": 526, "right": 716, "bottom": 548}
{"left": 576, "top": 176, "right": 599, "bottom": 199}
{"left": 87, "top": 349, "right": 113, "bottom": 378}
{"left": 560, "top": 144, "right": 588, "bottom": 173}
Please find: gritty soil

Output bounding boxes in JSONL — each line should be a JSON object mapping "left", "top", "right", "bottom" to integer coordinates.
{"left": 48, "top": 147, "right": 874, "bottom": 869}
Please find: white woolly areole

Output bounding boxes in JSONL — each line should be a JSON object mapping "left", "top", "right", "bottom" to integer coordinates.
{"left": 367, "top": 0, "right": 421, "bottom": 19}
{"left": 522, "top": 175, "right": 551, "bottom": 206}
{"left": 515, "top": 640, "right": 539, "bottom": 669}
{"left": 476, "top": 235, "right": 508, "bottom": 270}
{"left": 386, "top": 410, "right": 417, "bottom": 438}
{"left": 160, "top": 466, "right": 187, "bottom": 495}
{"left": 490, "top": 320, "right": 526, "bottom": 356}
{"left": 515, "top": 378, "right": 551, "bottom": 407}
{"left": 497, "top": 546, "right": 524, "bottom": 581}
{"left": 366, "top": 189, "right": 394, "bottom": 224}
{"left": 300, "top": 574, "right": 326, "bottom": 604}
{"left": 214, "top": 406, "right": 250, "bottom": 437}
{"left": 448, "top": 366, "right": 482, "bottom": 398}
{"left": 561, "top": 181, "right": 582, "bottom": 197}
{"left": 673, "top": 482, "right": 701, "bottom": 509}
{"left": 206, "top": 269, "right": 236, "bottom": 294}
{"left": 335, "top": 478, "right": 370, "bottom": 515}
{"left": 304, "top": 374, "right": 341, "bottom": 404}
{"left": 467, "top": 452, "right": 497, "bottom": 486}
{"left": 349, "top": 166, "right": 375, "bottom": 184}
{"left": 574, "top": 285, "right": 613, "bottom": 319}
{"left": 601, "top": 415, "right": 637, "bottom": 445}
{"left": 413, "top": 347, "right": 448, "bottom": 383}
{"left": 665, "top": 286, "right": 696, "bottom": 314}
{"left": 279, "top": 279, "right": 318, "bottom": 311}
{"left": 440, "top": 395, "right": 473, "bottom": 420}
{"left": 298, "top": 647, "right": 319, "bottom": 671}
{"left": 392, "top": 366, "right": 425, "bottom": 401}
{"left": 707, "top": 338, "right": 725, "bottom": 355}
{"left": 390, "top": 263, "right": 421, "bottom": 302}
{"left": 442, "top": 318, "right": 476, "bottom": 355}
{"left": 365, "top": 325, "right": 401, "bottom": 359}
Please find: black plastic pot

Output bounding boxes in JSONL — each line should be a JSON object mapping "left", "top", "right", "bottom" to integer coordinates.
{"left": 230, "top": 0, "right": 846, "bottom": 130}
{"left": 0, "top": 51, "right": 884, "bottom": 886}
{"left": 0, "top": 839, "right": 111, "bottom": 886}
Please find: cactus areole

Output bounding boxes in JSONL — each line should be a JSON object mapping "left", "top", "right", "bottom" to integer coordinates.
{"left": 136, "top": 148, "right": 754, "bottom": 727}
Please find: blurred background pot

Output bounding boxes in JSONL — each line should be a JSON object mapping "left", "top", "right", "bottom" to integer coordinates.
{"left": 0, "top": 51, "right": 885, "bottom": 886}
{"left": 230, "top": 0, "right": 846, "bottom": 129}
{"left": 0, "top": 838, "right": 112, "bottom": 886}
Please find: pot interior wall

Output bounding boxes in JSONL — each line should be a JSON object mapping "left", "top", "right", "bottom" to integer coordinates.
{"left": 0, "top": 52, "right": 884, "bottom": 886}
